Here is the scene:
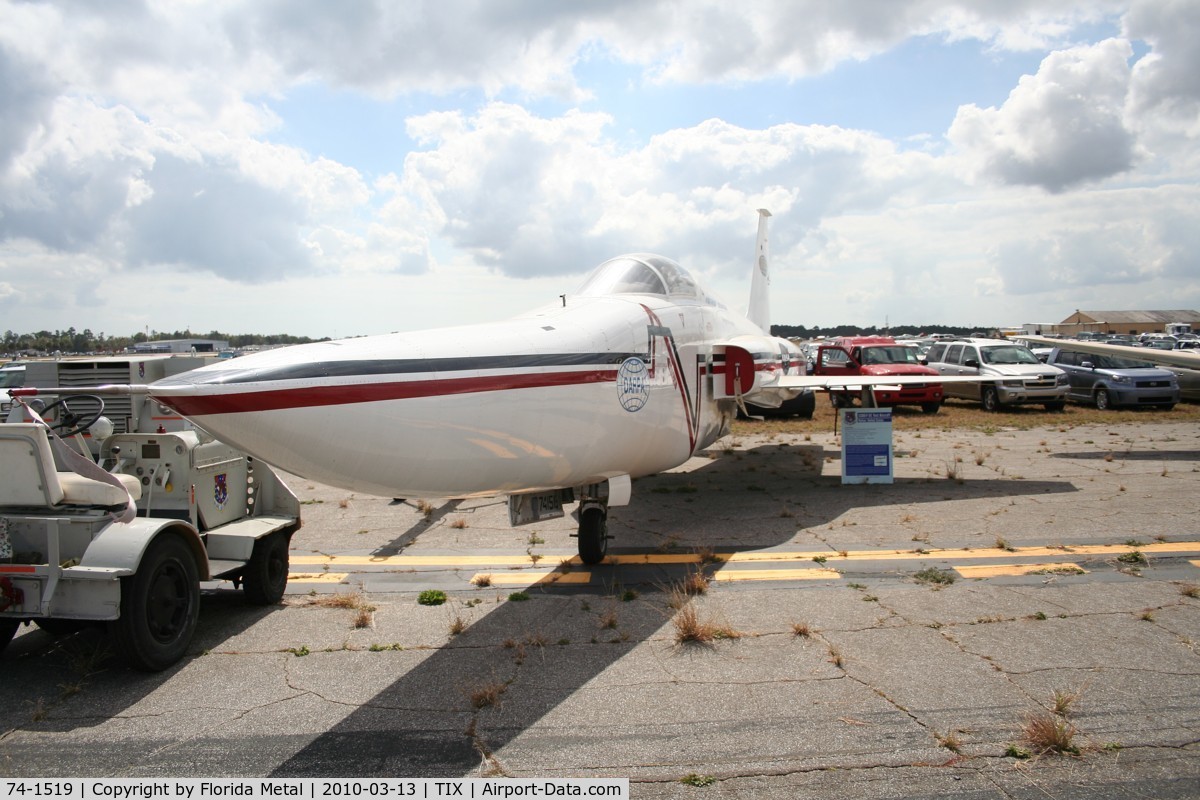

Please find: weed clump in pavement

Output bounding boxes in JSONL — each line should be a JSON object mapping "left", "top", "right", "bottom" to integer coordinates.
{"left": 1020, "top": 710, "right": 1079, "bottom": 755}
{"left": 913, "top": 566, "right": 956, "bottom": 586}
{"left": 418, "top": 589, "right": 447, "bottom": 606}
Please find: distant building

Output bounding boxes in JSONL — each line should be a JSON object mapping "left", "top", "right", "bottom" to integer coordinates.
{"left": 128, "top": 338, "right": 229, "bottom": 354}
{"left": 1048, "top": 310, "right": 1200, "bottom": 337}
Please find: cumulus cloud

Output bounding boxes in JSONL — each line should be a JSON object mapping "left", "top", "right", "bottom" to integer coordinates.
{"left": 0, "top": 47, "right": 56, "bottom": 167}
{"left": 0, "top": 0, "right": 1198, "bottom": 336}
{"left": 948, "top": 38, "right": 1137, "bottom": 192}
{"left": 121, "top": 154, "right": 315, "bottom": 281}
{"left": 393, "top": 104, "right": 950, "bottom": 280}
{"left": 595, "top": 0, "right": 1124, "bottom": 84}
{"left": 1125, "top": 0, "right": 1200, "bottom": 136}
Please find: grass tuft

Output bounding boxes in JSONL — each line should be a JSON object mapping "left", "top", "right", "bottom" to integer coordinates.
{"left": 1021, "top": 710, "right": 1079, "bottom": 755}
{"left": 469, "top": 680, "right": 507, "bottom": 710}
{"left": 913, "top": 566, "right": 956, "bottom": 586}
{"left": 671, "top": 598, "right": 739, "bottom": 646}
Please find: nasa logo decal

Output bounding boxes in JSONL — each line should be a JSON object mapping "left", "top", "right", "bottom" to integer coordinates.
{"left": 617, "top": 357, "right": 649, "bottom": 412}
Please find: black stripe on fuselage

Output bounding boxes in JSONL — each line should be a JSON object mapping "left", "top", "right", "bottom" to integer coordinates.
{"left": 157, "top": 352, "right": 646, "bottom": 386}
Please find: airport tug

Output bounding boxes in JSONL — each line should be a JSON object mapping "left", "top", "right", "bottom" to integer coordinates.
{"left": 0, "top": 356, "right": 300, "bottom": 670}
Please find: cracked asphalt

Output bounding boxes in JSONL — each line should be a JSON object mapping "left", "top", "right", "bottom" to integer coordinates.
{"left": 1, "top": 418, "right": 1198, "bottom": 798}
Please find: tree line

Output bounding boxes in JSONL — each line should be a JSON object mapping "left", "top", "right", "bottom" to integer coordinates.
{"left": 770, "top": 323, "right": 989, "bottom": 339}
{"left": 4, "top": 323, "right": 990, "bottom": 357}
{"left": 3, "top": 328, "right": 324, "bottom": 356}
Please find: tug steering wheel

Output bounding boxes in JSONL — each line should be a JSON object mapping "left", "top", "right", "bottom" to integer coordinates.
{"left": 37, "top": 394, "right": 106, "bottom": 438}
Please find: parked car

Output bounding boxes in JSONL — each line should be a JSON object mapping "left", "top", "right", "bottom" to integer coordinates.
{"left": 1043, "top": 348, "right": 1179, "bottom": 410}
{"left": 814, "top": 336, "right": 944, "bottom": 413}
{"left": 923, "top": 338, "right": 1068, "bottom": 411}
{"left": 1168, "top": 367, "right": 1200, "bottom": 402}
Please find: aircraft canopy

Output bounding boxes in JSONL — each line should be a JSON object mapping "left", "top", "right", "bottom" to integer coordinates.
{"left": 576, "top": 255, "right": 705, "bottom": 301}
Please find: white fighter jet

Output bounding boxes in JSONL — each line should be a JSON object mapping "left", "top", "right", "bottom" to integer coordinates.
{"left": 146, "top": 210, "right": 964, "bottom": 563}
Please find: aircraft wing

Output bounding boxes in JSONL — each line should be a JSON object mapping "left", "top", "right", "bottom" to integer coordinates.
{"left": 1019, "top": 336, "right": 1200, "bottom": 370}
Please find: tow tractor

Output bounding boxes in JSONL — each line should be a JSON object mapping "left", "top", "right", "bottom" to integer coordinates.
{"left": 0, "top": 356, "right": 300, "bottom": 670}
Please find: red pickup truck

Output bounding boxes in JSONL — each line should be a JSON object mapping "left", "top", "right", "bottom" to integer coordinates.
{"left": 813, "top": 336, "right": 944, "bottom": 414}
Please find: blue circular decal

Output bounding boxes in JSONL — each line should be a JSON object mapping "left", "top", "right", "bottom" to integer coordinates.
{"left": 617, "top": 357, "right": 649, "bottom": 412}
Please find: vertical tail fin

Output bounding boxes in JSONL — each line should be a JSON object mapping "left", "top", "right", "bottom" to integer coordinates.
{"left": 747, "top": 208, "right": 772, "bottom": 332}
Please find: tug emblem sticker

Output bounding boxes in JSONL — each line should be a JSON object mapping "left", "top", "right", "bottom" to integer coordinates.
{"left": 214, "top": 473, "right": 229, "bottom": 509}
{"left": 617, "top": 357, "right": 649, "bottom": 412}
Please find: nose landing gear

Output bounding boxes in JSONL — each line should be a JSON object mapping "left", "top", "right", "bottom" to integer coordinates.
{"left": 576, "top": 502, "right": 609, "bottom": 565}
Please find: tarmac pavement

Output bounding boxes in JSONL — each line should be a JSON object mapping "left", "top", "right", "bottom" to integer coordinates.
{"left": 1, "top": 418, "right": 1198, "bottom": 798}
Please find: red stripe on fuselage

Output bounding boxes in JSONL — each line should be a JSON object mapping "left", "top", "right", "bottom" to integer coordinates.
{"left": 153, "top": 369, "right": 617, "bottom": 416}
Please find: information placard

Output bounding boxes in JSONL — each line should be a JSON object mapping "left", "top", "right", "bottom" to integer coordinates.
{"left": 840, "top": 408, "right": 893, "bottom": 484}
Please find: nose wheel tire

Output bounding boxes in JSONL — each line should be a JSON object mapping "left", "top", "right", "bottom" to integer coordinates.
{"left": 577, "top": 507, "right": 609, "bottom": 565}
{"left": 110, "top": 532, "right": 200, "bottom": 672}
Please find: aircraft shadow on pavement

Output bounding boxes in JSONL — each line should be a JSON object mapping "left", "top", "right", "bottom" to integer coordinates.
{"left": 268, "top": 442, "right": 1078, "bottom": 777}
{"left": 268, "top": 565, "right": 772, "bottom": 778}
{"left": 0, "top": 591, "right": 286, "bottom": 733}
{"left": 606, "top": 442, "right": 1078, "bottom": 553}
{"left": 1049, "top": 449, "right": 1200, "bottom": 461}
{"left": 0, "top": 442, "right": 1079, "bottom": 773}
{"left": 371, "top": 499, "right": 466, "bottom": 557}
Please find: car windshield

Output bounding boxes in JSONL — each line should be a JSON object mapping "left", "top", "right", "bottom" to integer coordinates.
{"left": 0, "top": 370, "right": 23, "bottom": 389}
{"left": 861, "top": 346, "right": 919, "bottom": 365}
{"left": 980, "top": 345, "right": 1040, "bottom": 365}
{"left": 1092, "top": 355, "right": 1155, "bottom": 369}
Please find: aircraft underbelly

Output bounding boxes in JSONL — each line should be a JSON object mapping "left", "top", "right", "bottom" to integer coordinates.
{"left": 188, "top": 381, "right": 696, "bottom": 498}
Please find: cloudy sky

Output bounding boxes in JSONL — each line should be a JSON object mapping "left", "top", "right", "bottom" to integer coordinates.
{"left": 2, "top": 0, "right": 1198, "bottom": 339}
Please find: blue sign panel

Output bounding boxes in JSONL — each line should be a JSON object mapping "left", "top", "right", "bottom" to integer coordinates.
{"left": 841, "top": 409, "right": 894, "bottom": 484}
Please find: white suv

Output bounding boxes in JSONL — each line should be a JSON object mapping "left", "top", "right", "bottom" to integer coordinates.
{"left": 923, "top": 339, "right": 1068, "bottom": 411}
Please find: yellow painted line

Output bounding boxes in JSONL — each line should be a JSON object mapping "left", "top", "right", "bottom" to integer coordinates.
{"left": 289, "top": 541, "right": 1200, "bottom": 569}
{"left": 605, "top": 553, "right": 703, "bottom": 565}
{"left": 954, "top": 563, "right": 1087, "bottom": 579}
{"left": 711, "top": 567, "right": 841, "bottom": 582}
{"left": 469, "top": 571, "right": 592, "bottom": 586}
{"left": 291, "top": 554, "right": 555, "bottom": 567}
{"left": 287, "top": 572, "right": 350, "bottom": 583}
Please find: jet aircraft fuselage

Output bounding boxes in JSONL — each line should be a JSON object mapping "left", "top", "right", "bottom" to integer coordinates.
{"left": 149, "top": 254, "right": 801, "bottom": 506}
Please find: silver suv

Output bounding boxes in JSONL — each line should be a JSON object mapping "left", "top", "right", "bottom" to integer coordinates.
{"left": 923, "top": 338, "right": 1068, "bottom": 411}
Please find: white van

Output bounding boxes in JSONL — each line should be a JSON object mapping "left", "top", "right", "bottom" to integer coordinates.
{"left": 923, "top": 339, "right": 1068, "bottom": 411}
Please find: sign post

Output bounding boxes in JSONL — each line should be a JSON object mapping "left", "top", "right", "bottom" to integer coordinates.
{"left": 840, "top": 408, "right": 894, "bottom": 484}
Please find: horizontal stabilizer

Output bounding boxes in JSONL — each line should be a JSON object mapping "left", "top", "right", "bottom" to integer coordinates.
{"left": 1019, "top": 336, "right": 1200, "bottom": 370}
{"left": 769, "top": 374, "right": 1000, "bottom": 391}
